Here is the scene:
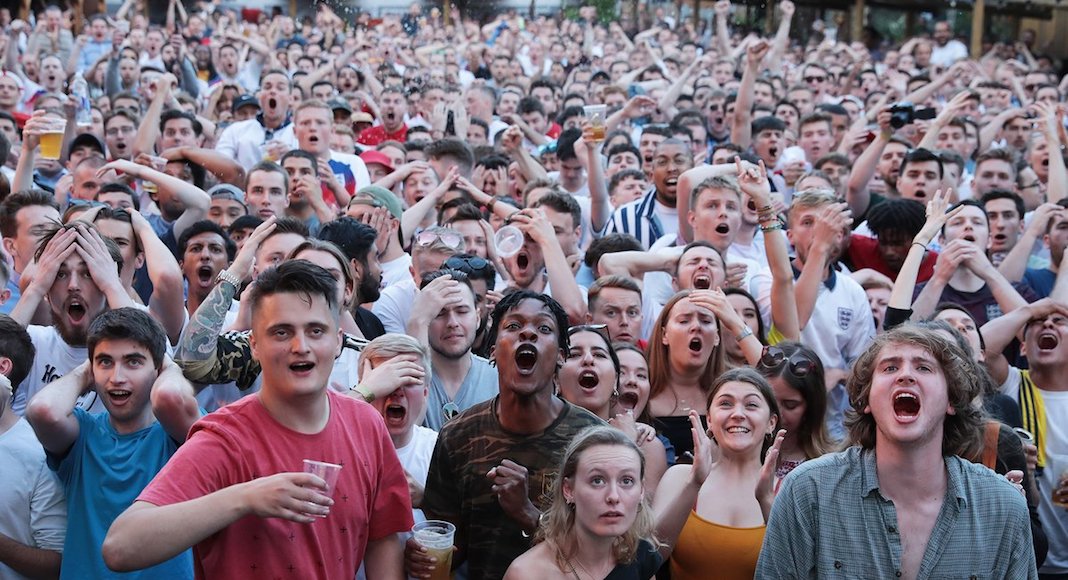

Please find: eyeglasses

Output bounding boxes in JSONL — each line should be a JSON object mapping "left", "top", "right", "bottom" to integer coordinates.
{"left": 105, "top": 126, "right": 136, "bottom": 136}
{"left": 1021, "top": 181, "right": 1042, "bottom": 190}
{"left": 804, "top": 76, "right": 827, "bottom": 83}
{"left": 442, "top": 401, "right": 460, "bottom": 423}
{"left": 758, "top": 346, "right": 815, "bottom": 378}
{"left": 444, "top": 255, "right": 493, "bottom": 274}
{"left": 416, "top": 230, "right": 463, "bottom": 250}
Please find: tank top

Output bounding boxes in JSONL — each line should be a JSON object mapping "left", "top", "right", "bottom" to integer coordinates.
{"left": 669, "top": 510, "right": 766, "bottom": 580}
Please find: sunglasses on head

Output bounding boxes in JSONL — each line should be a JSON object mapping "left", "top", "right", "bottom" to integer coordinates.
{"left": 416, "top": 230, "right": 463, "bottom": 250}
{"left": 445, "top": 255, "right": 492, "bottom": 274}
{"left": 568, "top": 323, "right": 612, "bottom": 344}
{"left": 758, "top": 346, "right": 815, "bottom": 378}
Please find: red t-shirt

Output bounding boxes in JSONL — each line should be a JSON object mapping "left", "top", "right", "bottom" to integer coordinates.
{"left": 847, "top": 234, "right": 938, "bottom": 283}
{"left": 138, "top": 390, "right": 413, "bottom": 579}
{"left": 357, "top": 123, "right": 408, "bottom": 146}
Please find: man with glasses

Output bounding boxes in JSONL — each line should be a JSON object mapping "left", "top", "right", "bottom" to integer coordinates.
{"left": 801, "top": 64, "right": 832, "bottom": 104}
{"left": 373, "top": 226, "right": 466, "bottom": 334}
{"left": 401, "top": 268, "right": 498, "bottom": 431}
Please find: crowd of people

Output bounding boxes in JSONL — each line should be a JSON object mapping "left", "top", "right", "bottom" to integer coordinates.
{"left": 0, "top": 0, "right": 1063, "bottom": 578}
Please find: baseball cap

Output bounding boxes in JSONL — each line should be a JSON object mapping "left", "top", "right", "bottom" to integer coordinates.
{"left": 208, "top": 183, "right": 245, "bottom": 205}
{"left": 359, "top": 150, "right": 394, "bottom": 173}
{"left": 231, "top": 95, "right": 260, "bottom": 114}
{"left": 68, "top": 132, "right": 105, "bottom": 157}
{"left": 328, "top": 98, "right": 353, "bottom": 114}
{"left": 349, "top": 185, "right": 402, "bottom": 219}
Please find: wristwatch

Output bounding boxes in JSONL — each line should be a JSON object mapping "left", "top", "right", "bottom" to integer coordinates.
{"left": 215, "top": 269, "right": 241, "bottom": 289}
{"left": 735, "top": 325, "right": 754, "bottom": 342}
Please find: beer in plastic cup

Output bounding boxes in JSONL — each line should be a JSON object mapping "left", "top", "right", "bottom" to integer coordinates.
{"left": 413, "top": 520, "right": 455, "bottom": 580}
{"left": 302, "top": 459, "right": 342, "bottom": 517}
{"left": 39, "top": 118, "right": 66, "bottom": 160}
{"left": 583, "top": 104, "right": 607, "bottom": 142}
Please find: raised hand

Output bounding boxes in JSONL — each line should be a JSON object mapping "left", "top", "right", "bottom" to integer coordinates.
{"left": 914, "top": 189, "right": 963, "bottom": 246}
{"left": 229, "top": 216, "right": 277, "bottom": 281}
{"left": 487, "top": 459, "right": 534, "bottom": 525}
{"left": 357, "top": 355, "right": 427, "bottom": 400}
{"left": 688, "top": 410, "right": 716, "bottom": 484}
{"left": 756, "top": 429, "right": 787, "bottom": 512}
{"left": 735, "top": 157, "right": 771, "bottom": 207}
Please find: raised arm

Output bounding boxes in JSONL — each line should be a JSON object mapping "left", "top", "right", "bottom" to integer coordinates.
{"left": 917, "top": 91, "right": 972, "bottom": 151}
{"left": 794, "top": 203, "right": 851, "bottom": 328}
{"left": 713, "top": 0, "right": 732, "bottom": 57}
{"left": 500, "top": 126, "right": 549, "bottom": 183}
{"left": 844, "top": 108, "right": 892, "bottom": 220}
{"left": 149, "top": 357, "right": 200, "bottom": 443}
{"left": 765, "top": 1, "right": 795, "bottom": 73}
{"left": 737, "top": 159, "right": 799, "bottom": 340}
{"left": 999, "top": 203, "right": 1060, "bottom": 282}
{"left": 653, "top": 411, "right": 712, "bottom": 560}
{"left": 598, "top": 246, "right": 683, "bottom": 280}
{"left": 161, "top": 146, "right": 246, "bottom": 187}
{"left": 676, "top": 161, "right": 746, "bottom": 244}
{"left": 12, "top": 111, "right": 47, "bottom": 195}
{"left": 513, "top": 208, "right": 588, "bottom": 323}
{"left": 580, "top": 125, "right": 612, "bottom": 234}
{"left": 130, "top": 210, "right": 186, "bottom": 345}
{"left": 25, "top": 361, "right": 90, "bottom": 457}
{"left": 100, "top": 159, "right": 210, "bottom": 242}
{"left": 887, "top": 190, "right": 960, "bottom": 317}
{"left": 730, "top": 40, "right": 769, "bottom": 151}
{"left": 132, "top": 73, "right": 178, "bottom": 159}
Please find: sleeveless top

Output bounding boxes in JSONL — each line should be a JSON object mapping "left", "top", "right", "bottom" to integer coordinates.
{"left": 669, "top": 510, "right": 766, "bottom": 580}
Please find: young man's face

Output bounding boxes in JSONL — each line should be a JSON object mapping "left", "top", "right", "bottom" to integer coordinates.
{"left": 540, "top": 205, "right": 580, "bottom": 256}
{"left": 675, "top": 245, "right": 725, "bottom": 291}
{"left": 1046, "top": 211, "right": 1068, "bottom": 265}
{"left": 798, "top": 120, "right": 833, "bottom": 163}
{"left": 752, "top": 129, "right": 783, "bottom": 167}
{"left": 610, "top": 175, "right": 648, "bottom": 207}
{"left": 92, "top": 338, "right": 158, "bottom": 430}
{"left": 48, "top": 252, "right": 108, "bottom": 347}
{"left": 245, "top": 170, "right": 288, "bottom": 219}
{"left": 606, "top": 151, "right": 640, "bottom": 178}
{"left": 875, "top": 230, "right": 912, "bottom": 273}
{"left": 181, "top": 230, "right": 231, "bottom": 297}
{"left": 935, "top": 126, "right": 967, "bottom": 158}
{"left": 369, "top": 354, "right": 429, "bottom": 444}
{"left": 638, "top": 133, "right": 666, "bottom": 167}
{"left": 449, "top": 219, "right": 488, "bottom": 259}
{"left": 428, "top": 284, "right": 479, "bottom": 359}
{"left": 504, "top": 235, "right": 546, "bottom": 289}
{"left": 985, "top": 198, "right": 1023, "bottom": 254}
{"left": 864, "top": 342, "right": 952, "bottom": 447}
{"left": 295, "top": 107, "right": 332, "bottom": 155}
{"left": 254, "top": 232, "right": 306, "bottom": 276}
{"left": 491, "top": 298, "right": 564, "bottom": 397}
{"left": 942, "top": 204, "right": 989, "bottom": 250}
{"left": 865, "top": 286, "right": 891, "bottom": 330}
{"left": 208, "top": 198, "right": 247, "bottom": 229}
{"left": 161, "top": 117, "right": 199, "bottom": 150}
{"left": 589, "top": 286, "right": 642, "bottom": 345}
{"left": 651, "top": 143, "right": 693, "bottom": 205}
{"left": 971, "top": 159, "right": 1015, "bottom": 197}
{"left": 896, "top": 160, "right": 941, "bottom": 201}
{"left": 787, "top": 203, "right": 843, "bottom": 265}
{"left": 105, "top": 115, "right": 136, "bottom": 160}
{"left": 95, "top": 218, "right": 142, "bottom": 282}
{"left": 690, "top": 187, "right": 742, "bottom": 253}
{"left": 5, "top": 204, "right": 60, "bottom": 273}
{"left": 249, "top": 292, "right": 342, "bottom": 397}
{"left": 877, "top": 142, "right": 909, "bottom": 187}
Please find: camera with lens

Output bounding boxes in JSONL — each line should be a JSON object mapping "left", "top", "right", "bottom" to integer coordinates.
{"left": 888, "top": 101, "right": 937, "bottom": 129}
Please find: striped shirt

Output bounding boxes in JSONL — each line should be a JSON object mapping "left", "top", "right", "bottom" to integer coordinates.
{"left": 757, "top": 446, "right": 1037, "bottom": 579}
{"left": 601, "top": 188, "right": 665, "bottom": 249}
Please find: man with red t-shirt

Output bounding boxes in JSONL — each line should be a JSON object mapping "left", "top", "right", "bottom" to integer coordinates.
{"left": 357, "top": 86, "right": 408, "bottom": 146}
{"left": 847, "top": 197, "right": 939, "bottom": 283}
{"left": 102, "top": 261, "right": 411, "bottom": 579}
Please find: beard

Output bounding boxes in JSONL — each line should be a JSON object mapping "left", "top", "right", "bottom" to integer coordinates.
{"left": 357, "top": 273, "right": 381, "bottom": 304}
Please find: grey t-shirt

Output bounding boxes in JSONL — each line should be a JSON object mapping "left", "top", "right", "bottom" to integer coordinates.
{"left": 424, "top": 356, "right": 499, "bottom": 432}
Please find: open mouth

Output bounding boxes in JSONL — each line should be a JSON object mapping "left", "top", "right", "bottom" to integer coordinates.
{"left": 768, "top": 146, "right": 779, "bottom": 159}
{"left": 108, "top": 389, "right": 132, "bottom": 404}
{"left": 578, "top": 371, "right": 599, "bottom": 390}
{"left": 267, "top": 98, "right": 278, "bottom": 109}
{"left": 892, "top": 392, "right": 921, "bottom": 419}
{"left": 309, "top": 135, "right": 320, "bottom": 144}
{"left": 1038, "top": 333, "right": 1059, "bottom": 350}
{"left": 715, "top": 223, "right": 730, "bottom": 235}
{"left": 665, "top": 177, "right": 678, "bottom": 189}
{"left": 289, "top": 361, "right": 315, "bottom": 374}
{"left": 196, "top": 266, "right": 214, "bottom": 283}
{"left": 618, "top": 390, "right": 640, "bottom": 410}
{"left": 693, "top": 274, "right": 712, "bottom": 289}
{"left": 515, "top": 344, "right": 539, "bottom": 372}
{"left": 68, "top": 300, "right": 86, "bottom": 323}
{"left": 913, "top": 190, "right": 927, "bottom": 199}
{"left": 725, "top": 425, "right": 750, "bottom": 434}
{"left": 962, "top": 234, "right": 976, "bottom": 243}
{"left": 385, "top": 403, "right": 407, "bottom": 423}
{"left": 516, "top": 251, "right": 530, "bottom": 270}
{"left": 688, "top": 337, "right": 703, "bottom": 353}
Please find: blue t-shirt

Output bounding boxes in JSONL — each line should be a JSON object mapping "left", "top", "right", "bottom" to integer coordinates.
{"left": 1024, "top": 267, "right": 1056, "bottom": 299}
{"left": 48, "top": 409, "right": 193, "bottom": 579}
{"left": 424, "top": 356, "right": 500, "bottom": 431}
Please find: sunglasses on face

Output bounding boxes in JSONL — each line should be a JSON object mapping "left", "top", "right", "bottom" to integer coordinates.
{"left": 416, "top": 230, "right": 463, "bottom": 250}
{"left": 804, "top": 76, "right": 827, "bottom": 83}
{"left": 758, "top": 346, "right": 815, "bottom": 378}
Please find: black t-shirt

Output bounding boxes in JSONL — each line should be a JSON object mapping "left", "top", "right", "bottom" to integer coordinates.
{"left": 607, "top": 539, "right": 663, "bottom": 580}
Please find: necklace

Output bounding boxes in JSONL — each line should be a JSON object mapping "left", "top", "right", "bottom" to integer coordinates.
{"left": 564, "top": 554, "right": 612, "bottom": 580}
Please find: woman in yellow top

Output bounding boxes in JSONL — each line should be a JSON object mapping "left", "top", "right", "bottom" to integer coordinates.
{"left": 653, "top": 368, "right": 785, "bottom": 580}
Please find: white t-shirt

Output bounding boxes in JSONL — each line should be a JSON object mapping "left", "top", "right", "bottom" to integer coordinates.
{"left": 371, "top": 278, "right": 417, "bottom": 335}
{"left": 0, "top": 418, "right": 66, "bottom": 580}
{"left": 13, "top": 325, "right": 96, "bottom": 416}
{"left": 653, "top": 200, "right": 679, "bottom": 240}
{"left": 1000, "top": 366, "right": 1068, "bottom": 574}
{"left": 379, "top": 254, "right": 413, "bottom": 292}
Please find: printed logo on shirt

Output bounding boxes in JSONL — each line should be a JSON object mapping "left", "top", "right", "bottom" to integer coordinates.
{"left": 987, "top": 304, "right": 1003, "bottom": 322}
{"left": 40, "top": 364, "right": 60, "bottom": 385}
{"left": 837, "top": 308, "right": 853, "bottom": 330}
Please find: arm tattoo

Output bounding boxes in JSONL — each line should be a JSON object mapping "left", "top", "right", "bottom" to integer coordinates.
{"left": 175, "top": 281, "right": 237, "bottom": 362}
